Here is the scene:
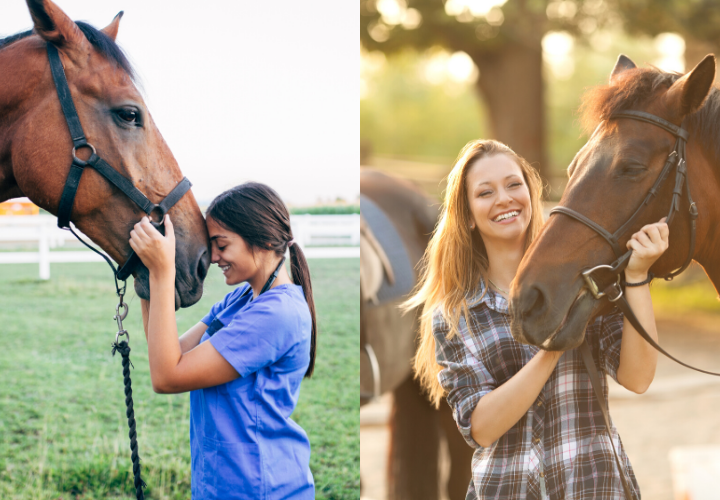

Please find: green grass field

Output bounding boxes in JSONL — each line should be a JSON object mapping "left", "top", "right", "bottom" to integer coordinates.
{"left": 0, "top": 258, "right": 359, "bottom": 499}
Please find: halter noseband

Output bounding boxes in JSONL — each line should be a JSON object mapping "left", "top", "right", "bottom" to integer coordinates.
{"left": 47, "top": 42, "right": 192, "bottom": 281}
{"left": 549, "top": 109, "right": 698, "bottom": 301}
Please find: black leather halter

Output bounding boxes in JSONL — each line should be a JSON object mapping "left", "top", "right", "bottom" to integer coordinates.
{"left": 47, "top": 42, "right": 192, "bottom": 281}
{"left": 550, "top": 110, "right": 697, "bottom": 301}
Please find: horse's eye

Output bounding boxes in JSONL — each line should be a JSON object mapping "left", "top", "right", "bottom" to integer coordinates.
{"left": 116, "top": 108, "right": 140, "bottom": 125}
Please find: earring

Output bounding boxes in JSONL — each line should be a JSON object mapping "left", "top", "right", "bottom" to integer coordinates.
{"left": 469, "top": 224, "right": 475, "bottom": 230}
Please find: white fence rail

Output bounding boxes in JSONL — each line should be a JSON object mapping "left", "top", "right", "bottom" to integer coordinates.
{"left": 0, "top": 214, "right": 359, "bottom": 279}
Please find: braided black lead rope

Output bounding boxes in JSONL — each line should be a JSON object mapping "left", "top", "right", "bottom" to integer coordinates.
{"left": 111, "top": 339, "right": 146, "bottom": 499}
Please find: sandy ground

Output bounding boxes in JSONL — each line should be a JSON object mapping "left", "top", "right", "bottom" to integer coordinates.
{"left": 360, "top": 315, "right": 720, "bottom": 500}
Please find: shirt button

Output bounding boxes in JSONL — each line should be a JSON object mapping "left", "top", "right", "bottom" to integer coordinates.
{"left": 537, "top": 400, "right": 543, "bottom": 407}
{"left": 539, "top": 471, "right": 545, "bottom": 478}
{"left": 533, "top": 438, "right": 541, "bottom": 444}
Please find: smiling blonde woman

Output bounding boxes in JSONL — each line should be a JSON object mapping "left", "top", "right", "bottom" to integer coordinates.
{"left": 407, "top": 139, "right": 667, "bottom": 499}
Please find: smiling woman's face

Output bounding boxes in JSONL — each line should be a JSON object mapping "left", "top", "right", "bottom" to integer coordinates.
{"left": 465, "top": 153, "right": 532, "bottom": 246}
{"left": 206, "top": 216, "right": 260, "bottom": 286}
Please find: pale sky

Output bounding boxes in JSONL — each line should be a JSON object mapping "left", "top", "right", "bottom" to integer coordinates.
{"left": 1, "top": 0, "right": 358, "bottom": 206}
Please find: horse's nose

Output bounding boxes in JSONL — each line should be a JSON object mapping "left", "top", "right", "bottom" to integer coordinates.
{"left": 195, "top": 247, "right": 210, "bottom": 282}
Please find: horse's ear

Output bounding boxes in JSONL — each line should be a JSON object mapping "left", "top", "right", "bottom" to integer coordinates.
{"left": 610, "top": 54, "right": 637, "bottom": 84}
{"left": 665, "top": 54, "right": 716, "bottom": 118}
{"left": 101, "top": 11, "right": 124, "bottom": 42}
{"left": 26, "top": 0, "right": 86, "bottom": 49}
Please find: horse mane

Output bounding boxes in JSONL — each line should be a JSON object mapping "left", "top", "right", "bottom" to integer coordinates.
{"left": 0, "top": 21, "right": 134, "bottom": 79}
{"left": 580, "top": 65, "right": 720, "bottom": 165}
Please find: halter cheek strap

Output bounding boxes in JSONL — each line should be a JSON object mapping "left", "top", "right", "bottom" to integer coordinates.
{"left": 46, "top": 42, "right": 192, "bottom": 281}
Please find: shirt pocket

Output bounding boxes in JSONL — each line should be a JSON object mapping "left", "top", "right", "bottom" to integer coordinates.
{"left": 201, "top": 437, "right": 263, "bottom": 499}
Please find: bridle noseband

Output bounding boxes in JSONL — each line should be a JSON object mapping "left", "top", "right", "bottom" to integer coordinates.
{"left": 550, "top": 109, "right": 698, "bottom": 302}
{"left": 47, "top": 42, "right": 192, "bottom": 282}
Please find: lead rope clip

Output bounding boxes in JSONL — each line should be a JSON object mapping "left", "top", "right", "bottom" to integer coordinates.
{"left": 114, "top": 293, "right": 130, "bottom": 344}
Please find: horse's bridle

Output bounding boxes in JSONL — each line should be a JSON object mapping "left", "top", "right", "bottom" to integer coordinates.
{"left": 47, "top": 42, "right": 192, "bottom": 282}
{"left": 550, "top": 110, "right": 697, "bottom": 303}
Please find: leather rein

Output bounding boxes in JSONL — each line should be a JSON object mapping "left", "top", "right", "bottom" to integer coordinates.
{"left": 549, "top": 110, "right": 718, "bottom": 500}
{"left": 47, "top": 42, "right": 192, "bottom": 284}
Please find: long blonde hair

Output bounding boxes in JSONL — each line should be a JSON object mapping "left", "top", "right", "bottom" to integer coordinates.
{"left": 405, "top": 139, "right": 545, "bottom": 407}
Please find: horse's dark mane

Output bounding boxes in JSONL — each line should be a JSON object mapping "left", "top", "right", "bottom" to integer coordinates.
{"left": 580, "top": 65, "right": 720, "bottom": 165}
{"left": 0, "top": 29, "right": 33, "bottom": 50}
{"left": 0, "top": 21, "right": 134, "bottom": 78}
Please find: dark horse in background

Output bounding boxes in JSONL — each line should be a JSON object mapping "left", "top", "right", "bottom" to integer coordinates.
{"left": 0, "top": 0, "right": 209, "bottom": 306}
{"left": 361, "top": 169, "right": 473, "bottom": 500}
{"left": 510, "top": 53, "right": 719, "bottom": 350}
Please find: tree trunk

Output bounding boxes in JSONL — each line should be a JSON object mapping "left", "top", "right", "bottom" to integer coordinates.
{"left": 471, "top": 41, "right": 548, "bottom": 181}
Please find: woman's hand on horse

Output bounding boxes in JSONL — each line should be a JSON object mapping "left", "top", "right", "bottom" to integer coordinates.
{"left": 129, "top": 215, "right": 176, "bottom": 277}
{"left": 625, "top": 218, "right": 669, "bottom": 281}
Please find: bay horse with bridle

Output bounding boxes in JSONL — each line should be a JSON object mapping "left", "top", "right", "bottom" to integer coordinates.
{"left": 0, "top": 0, "right": 209, "bottom": 307}
{"left": 510, "top": 53, "right": 718, "bottom": 354}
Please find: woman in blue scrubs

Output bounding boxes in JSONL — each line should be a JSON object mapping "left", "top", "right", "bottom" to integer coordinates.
{"left": 129, "top": 182, "right": 316, "bottom": 499}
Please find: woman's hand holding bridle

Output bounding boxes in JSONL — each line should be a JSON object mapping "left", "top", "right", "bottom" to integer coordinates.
{"left": 625, "top": 217, "right": 669, "bottom": 283}
{"left": 129, "top": 214, "right": 176, "bottom": 279}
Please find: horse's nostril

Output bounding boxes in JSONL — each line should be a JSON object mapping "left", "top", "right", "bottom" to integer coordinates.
{"left": 522, "top": 286, "right": 547, "bottom": 318}
{"left": 196, "top": 249, "right": 209, "bottom": 281}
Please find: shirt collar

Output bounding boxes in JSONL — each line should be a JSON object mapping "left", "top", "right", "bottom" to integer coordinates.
{"left": 466, "top": 277, "right": 509, "bottom": 315}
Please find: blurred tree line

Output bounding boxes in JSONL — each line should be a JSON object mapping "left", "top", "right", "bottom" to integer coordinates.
{"left": 360, "top": 0, "right": 720, "bottom": 196}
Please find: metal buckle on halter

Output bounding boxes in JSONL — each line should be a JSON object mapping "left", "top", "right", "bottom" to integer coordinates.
{"left": 71, "top": 143, "right": 96, "bottom": 167}
{"left": 581, "top": 264, "right": 623, "bottom": 302}
{"left": 114, "top": 294, "right": 130, "bottom": 344}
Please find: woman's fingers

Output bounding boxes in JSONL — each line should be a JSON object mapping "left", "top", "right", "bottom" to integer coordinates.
{"left": 643, "top": 225, "right": 662, "bottom": 246}
{"left": 164, "top": 214, "right": 175, "bottom": 243}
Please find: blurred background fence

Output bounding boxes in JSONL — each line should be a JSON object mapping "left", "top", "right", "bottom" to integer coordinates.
{"left": 0, "top": 199, "right": 360, "bottom": 280}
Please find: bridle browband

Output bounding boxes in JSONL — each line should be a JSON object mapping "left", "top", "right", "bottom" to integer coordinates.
{"left": 548, "top": 109, "right": 712, "bottom": 500}
{"left": 47, "top": 42, "right": 192, "bottom": 282}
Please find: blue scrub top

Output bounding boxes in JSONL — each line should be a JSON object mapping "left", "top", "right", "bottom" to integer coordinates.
{"left": 190, "top": 283, "right": 314, "bottom": 499}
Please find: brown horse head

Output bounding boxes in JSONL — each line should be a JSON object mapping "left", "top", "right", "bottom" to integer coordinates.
{"left": 0, "top": 0, "right": 209, "bottom": 307}
{"left": 510, "top": 53, "right": 718, "bottom": 350}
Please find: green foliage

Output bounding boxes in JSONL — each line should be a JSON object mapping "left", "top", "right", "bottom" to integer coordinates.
{"left": 0, "top": 259, "right": 359, "bottom": 499}
{"left": 290, "top": 205, "right": 360, "bottom": 215}
{"left": 361, "top": 49, "right": 487, "bottom": 162}
{"left": 649, "top": 266, "right": 720, "bottom": 317}
{"left": 362, "top": 34, "right": 664, "bottom": 198}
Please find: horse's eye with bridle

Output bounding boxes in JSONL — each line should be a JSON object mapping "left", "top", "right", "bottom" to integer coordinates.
{"left": 115, "top": 108, "right": 141, "bottom": 126}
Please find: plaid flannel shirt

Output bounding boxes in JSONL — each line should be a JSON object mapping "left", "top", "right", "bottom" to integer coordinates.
{"left": 434, "top": 280, "right": 640, "bottom": 500}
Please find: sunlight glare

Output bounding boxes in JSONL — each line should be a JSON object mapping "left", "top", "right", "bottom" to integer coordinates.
{"left": 376, "top": 0, "right": 405, "bottom": 25}
{"left": 423, "top": 50, "right": 478, "bottom": 86}
{"left": 654, "top": 33, "right": 685, "bottom": 73}
{"left": 448, "top": 52, "right": 478, "bottom": 83}
{"left": 542, "top": 31, "right": 575, "bottom": 80}
{"left": 445, "top": 0, "right": 507, "bottom": 19}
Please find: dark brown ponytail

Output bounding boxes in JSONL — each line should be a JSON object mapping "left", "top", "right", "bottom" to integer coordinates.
{"left": 287, "top": 243, "right": 316, "bottom": 377}
{"left": 206, "top": 182, "right": 317, "bottom": 378}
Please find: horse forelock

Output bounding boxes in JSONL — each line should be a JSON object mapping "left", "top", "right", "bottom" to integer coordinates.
{"left": 579, "top": 65, "right": 720, "bottom": 171}
{"left": 579, "top": 68, "right": 681, "bottom": 135}
{"left": 0, "top": 21, "right": 135, "bottom": 80}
